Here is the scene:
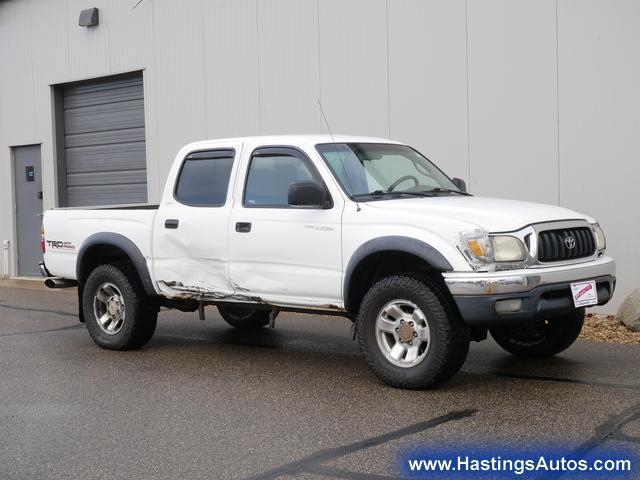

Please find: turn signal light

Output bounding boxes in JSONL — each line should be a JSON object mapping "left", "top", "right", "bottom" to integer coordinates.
{"left": 467, "top": 240, "right": 485, "bottom": 258}
{"left": 40, "top": 225, "right": 46, "bottom": 253}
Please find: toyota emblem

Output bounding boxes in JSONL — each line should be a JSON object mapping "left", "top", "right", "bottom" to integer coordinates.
{"left": 564, "top": 236, "right": 576, "bottom": 249}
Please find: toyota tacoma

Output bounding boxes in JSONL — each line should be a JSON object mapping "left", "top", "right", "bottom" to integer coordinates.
{"left": 40, "top": 135, "right": 615, "bottom": 389}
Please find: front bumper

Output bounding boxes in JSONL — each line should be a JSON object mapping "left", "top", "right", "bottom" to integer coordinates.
{"left": 443, "top": 255, "right": 616, "bottom": 325}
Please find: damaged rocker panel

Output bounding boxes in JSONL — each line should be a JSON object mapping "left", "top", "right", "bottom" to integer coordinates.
{"left": 156, "top": 280, "right": 262, "bottom": 303}
{"left": 155, "top": 280, "right": 345, "bottom": 314}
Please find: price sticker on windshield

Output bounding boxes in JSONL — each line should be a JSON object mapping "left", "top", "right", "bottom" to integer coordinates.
{"left": 570, "top": 280, "right": 598, "bottom": 307}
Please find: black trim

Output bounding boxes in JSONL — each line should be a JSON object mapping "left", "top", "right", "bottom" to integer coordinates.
{"left": 76, "top": 232, "right": 156, "bottom": 297}
{"left": 212, "top": 301, "right": 349, "bottom": 318}
{"left": 242, "top": 145, "right": 333, "bottom": 210}
{"left": 173, "top": 148, "right": 236, "bottom": 208}
{"left": 343, "top": 236, "right": 453, "bottom": 310}
{"left": 96, "top": 204, "right": 159, "bottom": 211}
{"left": 452, "top": 275, "right": 616, "bottom": 326}
{"left": 235, "top": 222, "right": 252, "bottom": 233}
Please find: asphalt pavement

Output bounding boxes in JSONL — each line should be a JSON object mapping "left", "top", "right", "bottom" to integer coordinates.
{"left": 1, "top": 284, "right": 639, "bottom": 479}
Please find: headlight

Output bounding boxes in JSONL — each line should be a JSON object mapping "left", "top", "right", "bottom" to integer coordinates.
{"left": 594, "top": 224, "right": 606, "bottom": 251}
{"left": 491, "top": 235, "right": 527, "bottom": 262}
{"left": 460, "top": 229, "right": 494, "bottom": 268}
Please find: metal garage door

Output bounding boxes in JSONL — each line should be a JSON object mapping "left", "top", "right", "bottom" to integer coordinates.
{"left": 63, "top": 73, "right": 147, "bottom": 206}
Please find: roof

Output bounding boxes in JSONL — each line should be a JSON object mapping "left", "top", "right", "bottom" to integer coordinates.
{"left": 180, "top": 134, "right": 403, "bottom": 153}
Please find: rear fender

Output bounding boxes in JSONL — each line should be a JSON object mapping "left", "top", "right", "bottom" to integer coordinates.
{"left": 76, "top": 232, "right": 156, "bottom": 297}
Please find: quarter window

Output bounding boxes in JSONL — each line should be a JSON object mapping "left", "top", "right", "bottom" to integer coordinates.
{"left": 244, "top": 148, "right": 319, "bottom": 207}
{"left": 175, "top": 149, "right": 234, "bottom": 207}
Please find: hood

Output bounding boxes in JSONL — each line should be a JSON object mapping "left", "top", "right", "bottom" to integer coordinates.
{"left": 363, "top": 195, "right": 593, "bottom": 232}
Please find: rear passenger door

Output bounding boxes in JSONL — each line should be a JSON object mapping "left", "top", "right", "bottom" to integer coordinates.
{"left": 152, "top": 145, "right": 241, "bottom": 296}
{"left": 228, "top": 146, "right": 343, "bottom": 307}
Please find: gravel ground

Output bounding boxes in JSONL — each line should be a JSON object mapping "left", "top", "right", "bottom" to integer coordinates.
{"left": 580, "top": 313, "right": 640, "bottom": 344}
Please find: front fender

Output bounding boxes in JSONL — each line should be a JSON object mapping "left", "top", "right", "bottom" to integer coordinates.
{"left": 343, "top": 236, "right": 453, "bottom": 310}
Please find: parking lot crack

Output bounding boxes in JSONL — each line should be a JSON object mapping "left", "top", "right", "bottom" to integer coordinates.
{"left": 241, "top": 409, "right": 477, "bottom": 480}
{"left": 536, "top": 401, "right": 640, "bottom": 480}
{"left": 0, "top": 303, "right": 77, "bottom": 318}
{"left": 491, "top": 371, "right": 640, "bottom": 392}
{"left": 0, "top": 324, "right": 84, "bottom": 338}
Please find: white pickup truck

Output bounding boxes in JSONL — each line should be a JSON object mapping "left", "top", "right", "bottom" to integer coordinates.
{"left": 41, "top": 135, "right": 615, "bottom": 389}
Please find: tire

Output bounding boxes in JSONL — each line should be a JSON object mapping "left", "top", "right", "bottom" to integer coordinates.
{"left": 356, "top": 275, "right": 470, "bottom": 389}
{"left": 489, "top": 308, "right": 585, "bottom": 358}
{"left": 218, "top": 306, "right": 270, "bottom": 330}
{"left": 82, "top": 264, "right": 158, "bottom": 350}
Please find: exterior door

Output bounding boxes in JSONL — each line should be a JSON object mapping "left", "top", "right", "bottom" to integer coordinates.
{"left": 62, "top": 73, "right": 147, "bottom": 207}
{"left": 13, "top": 145, "right": 43, "bottom": 277}
{"left": 152, "top": 145, "right": 242, "bottom": 296}
{"left": 228, "top": 146, "right": 343, "bottom": 308}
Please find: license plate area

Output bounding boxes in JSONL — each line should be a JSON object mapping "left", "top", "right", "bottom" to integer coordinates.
{"left": 570, "top": 280, "right": 598, "bottom": 307}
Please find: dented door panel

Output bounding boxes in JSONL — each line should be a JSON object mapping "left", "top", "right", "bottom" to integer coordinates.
{"left": 151, "top": 143, "right": 243, "bottom": 297}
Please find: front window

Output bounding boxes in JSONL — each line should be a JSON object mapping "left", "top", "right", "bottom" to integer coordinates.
{"left": 244, "top": 147, "right": 320, "bottom": 207}
{"left": 316, "top": 143, "right": 460, "bottom": 199}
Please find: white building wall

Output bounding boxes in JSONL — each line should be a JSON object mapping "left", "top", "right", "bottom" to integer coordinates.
{"left": 467, "top": 0, "right": 559, "bottom": 204}
{"left": 557, "top": 0, "right": 640, "bottom": 314}
{"left": 0, "top": 0, "right": 637, "bottom": 311}
{"left": 387, "top": 0, "right": 468, "bottom": 180}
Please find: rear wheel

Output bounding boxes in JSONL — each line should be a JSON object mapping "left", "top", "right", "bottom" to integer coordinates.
{"left": 218, "top": 306, "right": 270, "bottom": 330}
{"left": 489, "top": 308, "right": 585, "bottom": 357}
{"left": 82, "top": 264, "right": 157, "bottom": 350}
{"left": 356, "top": 275, "right": 470, "bottom": 389}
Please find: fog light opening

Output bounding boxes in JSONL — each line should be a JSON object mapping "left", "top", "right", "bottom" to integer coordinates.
{"left": 495, "top": 298, "right": 522, "bottom": 313}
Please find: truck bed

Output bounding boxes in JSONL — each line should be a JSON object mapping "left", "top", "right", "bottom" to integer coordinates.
{"left": 43, "top": 206, "right": 158, "bottom": 280}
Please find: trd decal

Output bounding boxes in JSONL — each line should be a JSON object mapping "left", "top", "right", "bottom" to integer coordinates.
{"left": 46, "top": 240, "right": 75, "bottom": 251}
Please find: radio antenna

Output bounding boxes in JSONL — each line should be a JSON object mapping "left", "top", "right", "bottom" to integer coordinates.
{"left": 317, "top": 99, "right": 335, "bottom": 142}
{"left": 316, "top": 99, "right": 361, "bottom": 211}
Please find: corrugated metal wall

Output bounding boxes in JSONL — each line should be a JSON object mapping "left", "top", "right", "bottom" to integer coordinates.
{"left": 62, "top": 74, "right": 147, "bottom": 206}
{"left": 0, "top": 0, "right": 638, "bottom": 310}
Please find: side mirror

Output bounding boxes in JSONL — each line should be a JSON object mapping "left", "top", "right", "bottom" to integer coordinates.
{"left": 288, "top": 182, "right": 326, "bottom": 207}
{"left": 452, "top": 177, "right": 467, "bottom": 193}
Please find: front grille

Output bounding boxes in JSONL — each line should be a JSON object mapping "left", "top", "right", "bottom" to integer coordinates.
{"left": 538, "top": 227, "right": 596, "bottom": 262}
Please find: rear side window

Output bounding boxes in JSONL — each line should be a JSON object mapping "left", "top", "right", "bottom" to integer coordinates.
{"left": 244, "top": 148, "right": 319, "bottom": 207}
{"left": 175, "top": 149, "right": 234, "bottom": 206}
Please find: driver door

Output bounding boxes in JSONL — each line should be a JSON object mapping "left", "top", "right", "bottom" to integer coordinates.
{"left": 228, "top": 146, "right": 343, "bottom": 307}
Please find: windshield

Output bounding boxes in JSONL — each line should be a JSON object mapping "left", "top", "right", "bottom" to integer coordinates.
{"left": 316, "top": 143, "right": 460, "bottom": 198}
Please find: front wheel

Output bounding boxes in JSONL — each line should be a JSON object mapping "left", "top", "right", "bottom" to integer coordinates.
{"left": 489, "top": 308, "right": 585, "bottom": 358}
{"left": 356, "top": 275, "right": 470, "bottom": 389}
{"left": 82, "top": 264, "right": 158, "bottom": 350}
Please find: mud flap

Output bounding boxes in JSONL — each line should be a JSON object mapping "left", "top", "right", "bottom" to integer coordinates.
{"left": 77, "top": 285, "right": 85, "bottom": 323}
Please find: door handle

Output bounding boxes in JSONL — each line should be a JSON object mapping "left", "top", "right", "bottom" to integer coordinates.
{"left": 164, "top": 219, "right": 179, "bottom": 229}
{"left": 235, "top": 222, "right": 252, "bottom": 233}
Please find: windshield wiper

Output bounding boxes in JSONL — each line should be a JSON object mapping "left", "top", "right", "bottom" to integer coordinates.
{"left": 422, "top": 188, "right": 471, "bottom": 196}
{"left": 351, "top": 190, "right": 435, "bottom": 200}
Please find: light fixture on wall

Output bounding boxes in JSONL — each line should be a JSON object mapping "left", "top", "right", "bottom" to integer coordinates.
{"left": 79, "top": 8, "right": 99, "bottom": 27}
